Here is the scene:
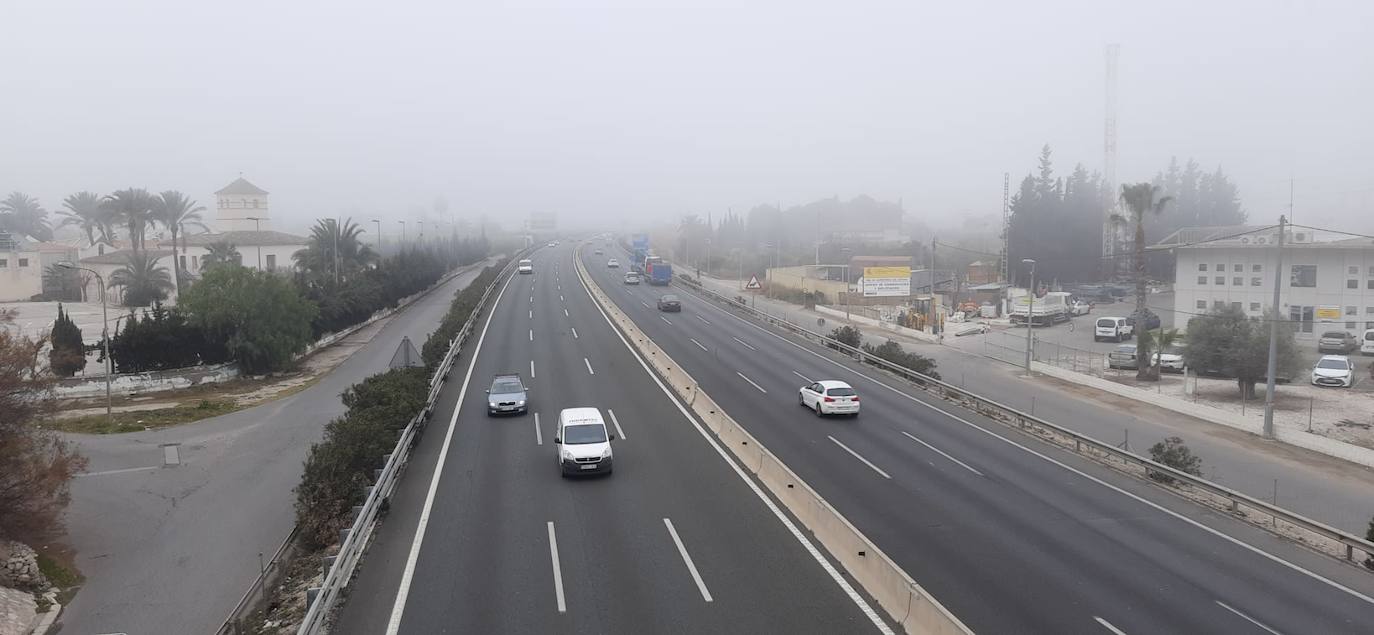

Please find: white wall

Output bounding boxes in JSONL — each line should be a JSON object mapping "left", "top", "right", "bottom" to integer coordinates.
{"left": 1174, "top": 245, "right": 1374, "bottom": 337}
{"left": 177, "top": 244, "right": 302, "bottom": 275}
{"left": 0, "top": 249, "right": 43, "bottom": 301}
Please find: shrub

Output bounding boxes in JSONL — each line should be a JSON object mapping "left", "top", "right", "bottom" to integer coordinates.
{"left": 421, "top": 259, "right": 509, "bottom": 368}
{"left": 828, "top": 325, "right": 861, "bottom": 349}
{"left": 1365, "top": 516, "right": 1374, "bottom": 571}
{"left": 180, "top": 267, "right": 317, "bottom": 375}
{"left": 109, "top": 303, "right": 221, "bottom": 373}
{"left": 1147, "top": 436, "right": 1203, "bottom": 484}
{"left": 861, "top": 339, "right": 941, "bottom": 380}
{"left": 294, "top": 368, "right": 429, "bottom": 549}
{"left": 48, "top": 304, "right": 85, "bottom": 377}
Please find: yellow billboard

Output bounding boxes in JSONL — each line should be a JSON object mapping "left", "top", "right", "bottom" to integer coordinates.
{"left": 1315, "top": 306, "right": 1342, "bottom": 321}
{"left": 862, "top": 266, "right": 911, "bottom": 297}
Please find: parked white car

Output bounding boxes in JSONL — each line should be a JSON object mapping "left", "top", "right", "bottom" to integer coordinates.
{"left": 1153, "top": 345, "right": 1185, "bottom": 373}
{"left": 799, "top": 380, "right": 860, "bottom": 417}
{"left": 554, "top": 408, "right": 615, "bottom": 476}
{"left": 1311, "top": 355, "right": 1355, "bottom": 388}
{"left": 1070, "top": 300, "right": 1092, "bottom": 316}
{"left": 1094, "top": 317, "right": 1133, "bottom": 342}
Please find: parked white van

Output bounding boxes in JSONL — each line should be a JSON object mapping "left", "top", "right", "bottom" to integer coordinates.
{"left": 1094, "top": 317, "right": 1134, "bottom": 343}
{"left": 554, "top": 408, "right": 615, "bottom": 476}
{"left": 1363, "top": 329, "right": 1374, "bottom": 356}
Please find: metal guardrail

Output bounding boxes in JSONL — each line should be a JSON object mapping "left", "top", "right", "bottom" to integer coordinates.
{"left": 671, "top": 275, "right": 1374, "bottom": 566}
{"left": 214, "top": 526, "right": 299, "bottom": 635}
{"left": 295, "top": 252, "right": 527, "bottom": 635}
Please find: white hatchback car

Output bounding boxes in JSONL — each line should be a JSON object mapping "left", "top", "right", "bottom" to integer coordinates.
{"left": 554, "top": 407, "right": 615, "bottom": 476}
{"left": 799, "top": 380, "right": 860, "bottom": 417}
{"left": 1311, "top": 355, "right": 1355, "bottom": 388}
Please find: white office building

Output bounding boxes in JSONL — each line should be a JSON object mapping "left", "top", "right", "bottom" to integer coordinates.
{"left": 1165, "top": 226, "right": 1374, "bottom": 341}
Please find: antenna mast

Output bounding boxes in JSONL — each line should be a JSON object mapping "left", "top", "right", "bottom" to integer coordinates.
{"left": 1103, "top": 43, "right": 1120, "bottom": 280}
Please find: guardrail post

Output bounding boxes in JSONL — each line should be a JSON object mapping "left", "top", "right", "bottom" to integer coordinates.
{"left": 306, "top": 587, "right": 321, "bottom": 607}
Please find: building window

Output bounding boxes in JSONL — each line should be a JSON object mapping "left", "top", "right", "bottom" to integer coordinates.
{"left": 1199, "top": 263, "right": 1208, "bottom": 272}
{"left": 1253, "top": 264, "right": 1262, "bottom": 272}
{"left": 17, "top": 258, "right": 28, "bottom": 267}
{"left": 1196, "top": 300, "right": 1207, "bottom": 310}
{"left": 1347, "top": 321, "right": 1358, "bottom": 329}
{"left": 1198, "top": 276, "right": 1207, "bottom": 285}
{"left": 1369, "top": 266, "right": 1374, "bottom": 277}
{"left": 1291, "top": 265, "right": 1317, "bottom": 287}
{"left": 1234, "top": 264, "right": 1243, "bottom": 272}
{"left": 1367, "top": 307, "right": 1374, "bottom": 314}
{"left": 192, "top": 255, "right": 199, "bottom": 270}
{"left": 1349, "top": 279, "right": 1359, "bottom": 289}
{"left": 1250, "top": 302, "right": 1261, "bottom": 312}
{"left": 1213, "top": 300, "right": 1225, "bottom": 309}
{"left": 1350, "top": 266, "right": 1361, "bottom": 275}
{"left": 1214, "top": 276, "right": 1225, "bottom": 285}
{"left": 1251, "top": 277, "right": 1262, "bottom": 286}
{"left": 1368, "top": 279, "right": 1374, "bottom": 290}
{"left": 180, "top": 255, "right": 187, "bottom": 269}
{"left": 1233, "top": 277, "right": 1242, "bottom": 286}
{"left": 1216, "top": 264, "right": 1225, "bottom": 273}
{"left": 1347, "top": 306, "right": 1358, "bottom": 316}
{"left": 0, "top": 259, "right": 7, "bottom": 268}
{"left": 1231, "top": 302, "right": 1242, "bottom": 311}
{"left": 266, "top": 254, "right": 277, "bottom": 270}
{"left": 1289, "top": 306, "right": 1314, "bottom": 333}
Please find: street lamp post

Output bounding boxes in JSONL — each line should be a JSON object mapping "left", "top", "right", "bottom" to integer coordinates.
{"left": 59, "top": 263, "right": 111, "bottom": 423}
{"left": 398, "top": 220, "right": 407, "bottom": 247}
{"left": 1022, "top": 259, "right": 1036, "bottom": 374}
{"left": 246, "top": 217, "right": 264, "bottom": 269}
{"left": 841, "top": 247, "right": 852, "bottom": 320}
{"left": 372, "top": 219, "right": 383, "bottom": 255}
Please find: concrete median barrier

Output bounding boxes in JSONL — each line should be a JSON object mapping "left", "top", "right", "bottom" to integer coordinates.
{"left": 574, "top": 248, "right": 971, "bottom": 635}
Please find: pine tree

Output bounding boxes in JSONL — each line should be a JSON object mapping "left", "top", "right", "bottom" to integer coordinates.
{"left": 48, "top": 304, "right": 85, "bottom": 377}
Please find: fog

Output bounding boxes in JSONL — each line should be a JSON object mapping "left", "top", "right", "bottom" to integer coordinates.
{"left": 2, "top": 0, "right": 1371, "bottom": 234}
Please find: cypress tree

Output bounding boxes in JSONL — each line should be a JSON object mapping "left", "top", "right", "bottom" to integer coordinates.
{"left": 48, "top": 303, "right": 85, "bottom": 377}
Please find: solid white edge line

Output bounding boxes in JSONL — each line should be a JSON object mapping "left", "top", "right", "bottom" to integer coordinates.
{"left": 385, "top": 270, "right": 515, "bottom": 634}
{"left": 661, "top": 315, "right": 673, "bottom": 325}
{"left": 573, "top": 251, "right": 891, "bottom": 634}
{"left": 547, "top": 521, "right": 567, "bottom": 613}
{"left": 683, "top": 281, "right": 1374, "bottom": 607}
{"left": 792, "top": 370, "right": 813, "bottom": 384}
{"left": 608, "top": 408, "right": 627, "bottom": 440}
{"left": 584, "top": 357, "right": 595, "bottom": 375}
{"left": 732, "top": 336, "right": 757, "bottom": 351}
{"left": 530, "top": 359, "right": 536, "bottom": 378}
{"left": 828, "top": 435, "right": 892, "bottom": 479}
{"left": 75, "top": 465, "right": 159, "bottom": 478}
{"left": 663, "top": 517, "right": 713, "bottom": 602}
{"left": 535, "top": 412, "right": 543, "bottom": 446}
{"left": 735, "top": 371, "right": 768, "bottom": 394}
{"left": 1215, "top": 600, "right": 1283, "bottom": 635}
{"left": 689, "top": 337, "right": 708, "bottom": 352}
{"left": 1094, "top": 616, "right": 1128, "bottom": 634}
{"left": 899, "top": 430, "right": 984, "bottom": 476}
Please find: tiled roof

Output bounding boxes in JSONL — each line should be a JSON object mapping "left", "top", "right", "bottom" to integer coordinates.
{"left": 163, "top": 230, "right": 307, "bottom": 247}
{"left": 79, "top": 249, "right": 175, "bottom": 265}
{"left": 214, "top": 177, "right": 269, "bottom": 196}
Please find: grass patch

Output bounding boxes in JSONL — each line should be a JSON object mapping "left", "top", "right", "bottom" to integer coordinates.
{"left": 37, "top": 552, "right": 83, "bottom": 589}
{"left": 49, "top": 399, "right": 240, "bottom": 434}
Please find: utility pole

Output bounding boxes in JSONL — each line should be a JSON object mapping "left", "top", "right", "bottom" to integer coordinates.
{"left": 1103, "top": 43, "right": 1120, "bottom": 280}
{"left": 372, "top": 219, "right": 382, "bottom": 255}
{"left": 1001, "top": 172, "right": 1010, "bottom": 285}
{"left": 1023, "top": 259, "right": 1036, "bottom": 374}
{"left": 1263, "top": 215, "right": 1286, "bottom": 439}
{"left": 333, "top": 218, "right": 340, "bottom": 287}
{"left": 246, "top": 216, "right": 264, "bottom": 269}
{"left": 929, "top": 236, "right": 937, "bottom": 334}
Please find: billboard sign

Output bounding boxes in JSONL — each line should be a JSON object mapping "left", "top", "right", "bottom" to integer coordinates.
{"left": 1316, "top": 306, "right": 1342, "bottom": 321}
{"left": 862, "top": 266, "right": 911, "bottom": 297}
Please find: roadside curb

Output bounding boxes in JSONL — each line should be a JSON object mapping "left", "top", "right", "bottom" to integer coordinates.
{"left": 28, "top": 601, "right": 59, "bottom": 635}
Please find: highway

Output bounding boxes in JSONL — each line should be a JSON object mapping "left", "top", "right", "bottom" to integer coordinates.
{"left": 581, "top": 242, "right": 1374, "bottom": 634}
{"left": 336, "top": 244, "right": 887, "bottom": 634}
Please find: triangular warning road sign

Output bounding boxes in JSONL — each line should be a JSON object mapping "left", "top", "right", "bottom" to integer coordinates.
{"left": 745, "top": 275, "right": 762, "bottom": 290}
{"left": 388, "top": 336, "right": 423, "bottom": 368}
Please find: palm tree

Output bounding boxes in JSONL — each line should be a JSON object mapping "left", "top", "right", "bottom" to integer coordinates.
{"left": 102, "top": 188, "right": 159, "bottom": 254}
{"left": 108, "top": 252, "right": 174, "bottom": 307}
{"left": 202, "top": 241, "right": 242, "bottom": 269}
{"left": 57, "top": 191, "right": 105, "bottom": 246}
{"left": 293, "top": 218, "right": 376, "bottom": 286}
{"left": 153, "top": 191, "right": 207, "bottom": 294}
{"left": 1138, "top": 327, "right": 1181, "bottom": 380}
{"left": 1115, "top": 183, "right": 1173, "bottom": 380}
{"left": 0, "top": 192, "right": 53, "bottom": 241}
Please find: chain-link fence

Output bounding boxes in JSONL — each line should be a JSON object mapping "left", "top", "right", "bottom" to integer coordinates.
{"left": 976, "top": 329, "right": 1121, "bottom": 379}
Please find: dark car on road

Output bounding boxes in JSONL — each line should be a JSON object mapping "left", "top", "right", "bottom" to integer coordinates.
{"left": 1318, "top": 330, "right": 1358, "bottom": 354}
{"left": 1126, "top": 309, "right": 1161, "bottom": 331}
{"left": 657, "top": 294, "right": 682, "bottom": 312}
{"left": 486, "top": 373, "right": 528, "bottom": 416}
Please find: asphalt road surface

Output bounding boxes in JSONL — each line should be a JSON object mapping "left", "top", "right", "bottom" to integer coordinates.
{"left": 335, "top": 244, "right": 887, "bottom": 634}
{"left": 58, "top": 260, "right": 494, "bottom": 635}
{"left": 581, "top": 242, "right": 1374, "bottom": 634}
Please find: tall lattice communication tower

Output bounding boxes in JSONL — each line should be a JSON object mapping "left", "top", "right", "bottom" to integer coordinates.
{"left": 1001, "top": 172, "right": 1010, "bottom": 284}
{"left": 1102, "top": 43, "right": 1120, "bottom": 280}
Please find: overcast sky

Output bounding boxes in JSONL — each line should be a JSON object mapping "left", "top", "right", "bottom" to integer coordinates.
{"left": 3, "top": 0, "right": 1370, "bottom": 235}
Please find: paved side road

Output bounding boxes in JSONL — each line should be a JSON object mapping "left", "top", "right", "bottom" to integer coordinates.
{"left": 681, "top": 264, "right": 1374, "bottom": 534}
{"left": 56, "top": 260, "right": 494, "bottom": 635}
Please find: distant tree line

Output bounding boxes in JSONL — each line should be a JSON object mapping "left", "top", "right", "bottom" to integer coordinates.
{"left": 1006, "top": 145, "right": 1245, "bottom": 285}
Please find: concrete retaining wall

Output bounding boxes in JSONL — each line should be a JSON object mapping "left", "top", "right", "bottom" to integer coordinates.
{"left": 816, "top": 305, "right": 940, "bottom": 344}
{"left": 578, "top": 249, "right": 970, "bottom": 635}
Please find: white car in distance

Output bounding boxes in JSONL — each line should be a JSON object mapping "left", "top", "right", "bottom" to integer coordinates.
{"left": 1311, "top": 355, "right": 1355, "bottom": 388}
{"left": 607, "top": 258, "right": 620, "bottom": 268}
{"left": 517, "top": 259, "right": 533, "bottom": 274}
{"left": 799, "top": 380, "right": 860, "bottom": 417}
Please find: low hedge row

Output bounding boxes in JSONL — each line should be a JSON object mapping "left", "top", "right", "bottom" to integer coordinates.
{"left": 420, "top": 258, "right": 510, "bottom": 368}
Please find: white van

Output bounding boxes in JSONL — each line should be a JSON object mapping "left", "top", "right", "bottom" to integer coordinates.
{"left": 555, "top": 408, "right": 615, "bottom": 476}
{"left": 1094, "top": 316, "right": 1133, "bottom": 342}
{"left": 1362, "top": 329, "right": 1374, "bottom": 356}
{"left": 517, "top": 259, "right": 534, "bottom": 274}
